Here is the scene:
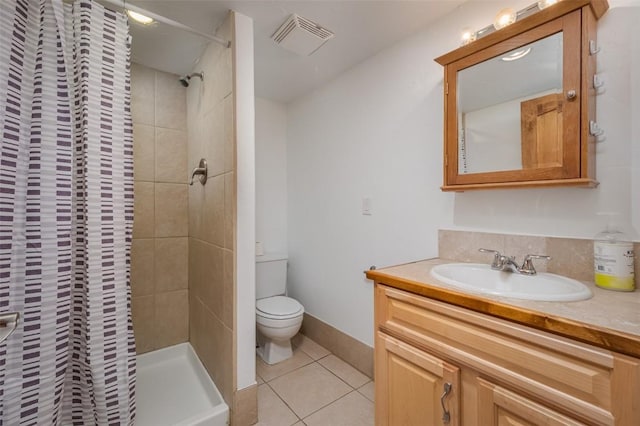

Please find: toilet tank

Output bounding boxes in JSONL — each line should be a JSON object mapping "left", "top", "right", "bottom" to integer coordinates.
{"left": 256, "top": 254, "right": 288, "bottom": 300}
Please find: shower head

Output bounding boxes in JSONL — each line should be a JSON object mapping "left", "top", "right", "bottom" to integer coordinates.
{"left": 178, "top": 72, "right": 204, "bottom": 87}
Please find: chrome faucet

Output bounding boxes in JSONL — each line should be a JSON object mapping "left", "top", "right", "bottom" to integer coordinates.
{"left": 479, "top": 248, "right": 551, "bottom": 275}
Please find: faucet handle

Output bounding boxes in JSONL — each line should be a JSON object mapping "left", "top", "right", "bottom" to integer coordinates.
{"left": 519, "top": 254, "right": 551, "bottom": 275}
{"left": 479, "top": 248, "right": 503, "bottom": 269}
{"left": 478, "top": 248, "right": 501, "bottom": 255}
{"left": 189, "top": 158, "right": 208, "bottom": 186}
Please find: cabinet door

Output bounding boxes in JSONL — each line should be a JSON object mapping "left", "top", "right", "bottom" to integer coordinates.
{"left": 376, "top": 332, "right": 460, "bottom": 426}
{"left": 476, "top": 378, "right": 587, "bottom": 426}
{"left": 521, "top": 93, "right": 564, "bottom": 169}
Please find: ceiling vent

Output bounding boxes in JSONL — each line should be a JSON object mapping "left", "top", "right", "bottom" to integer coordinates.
{"left": 271, "top": 14, "right": 334, "bottom": 56}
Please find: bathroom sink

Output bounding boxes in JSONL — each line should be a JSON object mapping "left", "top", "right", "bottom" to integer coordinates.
{"left": 430, "top": 263, "right": 592, "bottom": 302}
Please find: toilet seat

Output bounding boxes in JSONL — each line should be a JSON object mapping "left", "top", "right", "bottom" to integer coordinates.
{"left": 256, "top": 296, "right": 303, "bottom": 320}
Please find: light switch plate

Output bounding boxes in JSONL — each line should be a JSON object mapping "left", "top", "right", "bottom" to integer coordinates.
{"left": 362, "top": 197, "right": 372, "bottom": 215}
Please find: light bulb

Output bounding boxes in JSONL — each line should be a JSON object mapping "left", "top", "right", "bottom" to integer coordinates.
{"left": 461, "top": 28, "right": 476, "bottom": 46}
{"left": 493, "top": 8, "right": 516, "bottom": 30}
{"left": 501, "top": 47, "right": 532, "bottom": 62}
{"left": 537, "top": 0, "right": 559, "bottom": 10}
{"left": 127, "top": 10, "right": 154, "bottom": 25}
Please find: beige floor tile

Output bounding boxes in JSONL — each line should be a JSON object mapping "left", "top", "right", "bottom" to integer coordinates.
{"left": 291, "top": 423, "right": 304, "bottom": 426}
{"left": 293, "top": 334, "right": 330, "bottom": 361}
{"left": 256, "top": 349, "right": 314, "bottom": 382}
{"left": 256, "top": 384, "right": 299, "bottom": 426}
{"left": 269, "top": 363, "right": 351, "bottom": 419}
{"left": 319, "top": 355, "right": 369, "bottom": 389}
{"left": 303, "top": 391, "right": 374, "bottom": 426}
{"left": 257, "top": 374, "right": 264, "bottom": 385}
{"left": 357, "top": 381, "right": 374, "bottom": 402}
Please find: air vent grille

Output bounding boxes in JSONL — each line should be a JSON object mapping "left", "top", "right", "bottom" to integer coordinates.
{"left": 273, "top": 20, "right": 297, "bottom": 44}
{"left": 296, "top": 16, "right": 333, "bottom": 40}
{"left": 271, "top": 14, "right": 334, "bottom": 56}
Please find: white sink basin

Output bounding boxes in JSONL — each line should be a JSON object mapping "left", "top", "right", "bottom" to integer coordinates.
{"left": 430, "top": 263, "right": 592, "bottom": 302}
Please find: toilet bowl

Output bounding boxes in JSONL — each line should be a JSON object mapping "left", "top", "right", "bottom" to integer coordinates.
{"left": 256, "top": 295, "right": 304, "bottom": 364}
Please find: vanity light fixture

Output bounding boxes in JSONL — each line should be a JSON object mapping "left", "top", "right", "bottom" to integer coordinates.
{"left": 127, "top": 10, "right": 154, "bottom": 25}
{"left": 538, "top": 0, "right": 559, "bottom": 10}
{"left": 501, "top": 47, "right": 532, "bottom": 61}
{"left": 493, "top": 8, "right": 517, "bottom": 30}
{"left": 460, "top": 27, "right": 477, "bottom": 46}
{"left": 461, "top": 0, "right": 564, "bottom": 46}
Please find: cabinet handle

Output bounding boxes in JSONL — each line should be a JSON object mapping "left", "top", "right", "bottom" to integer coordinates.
{"left": 440, "top": 382, "right": 452, "bottom": 424}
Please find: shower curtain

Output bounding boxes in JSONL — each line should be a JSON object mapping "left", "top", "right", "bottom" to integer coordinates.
{"left": 0, "top": 0, "right": 135, "bottom": 424}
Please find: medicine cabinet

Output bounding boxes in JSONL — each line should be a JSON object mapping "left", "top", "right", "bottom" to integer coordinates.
{"left": 435, "top": 0, "right": 608, "bottom": 191}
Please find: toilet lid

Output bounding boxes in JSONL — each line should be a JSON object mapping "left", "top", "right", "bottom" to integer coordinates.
{"left": 256, "top": 296, "right": 303, "bottom": 317}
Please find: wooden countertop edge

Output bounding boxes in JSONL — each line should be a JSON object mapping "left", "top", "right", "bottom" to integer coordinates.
{"left": 366, "top": 269, "right": 640, "bottom": 359}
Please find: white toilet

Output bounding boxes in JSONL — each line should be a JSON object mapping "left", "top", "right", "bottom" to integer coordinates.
{"left": 256, "top": 254, "right": 304, "bottom": 364}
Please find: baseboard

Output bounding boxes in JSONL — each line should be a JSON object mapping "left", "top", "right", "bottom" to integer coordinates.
{"left": 232, "top": 383, "right": 258, "bottom": 426}
{"left": 301, "top": 313, "right": 373, "bottom": 379}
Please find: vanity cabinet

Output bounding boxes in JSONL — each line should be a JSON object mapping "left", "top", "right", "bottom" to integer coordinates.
{"left": 374, "top": 284, "right": 640, "bottom": 425}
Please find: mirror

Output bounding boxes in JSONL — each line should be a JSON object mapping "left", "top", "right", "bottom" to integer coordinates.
{"left": 457, "top": 33, "right": 563, "bottom": 174}
{"left": 435, "top": 0, "right": 606, "bottom": 191}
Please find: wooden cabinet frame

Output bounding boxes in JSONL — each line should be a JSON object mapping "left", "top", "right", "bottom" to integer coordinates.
{"left": 373, "top": 283, "right": 640, "bottom": 425}
{"left": 435, "top": 0, "right": 608, "bottom": 191}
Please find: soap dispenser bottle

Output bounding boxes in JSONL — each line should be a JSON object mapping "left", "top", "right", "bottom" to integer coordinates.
{"left": 593, "top": 215, "right": 635, "bottom": 291}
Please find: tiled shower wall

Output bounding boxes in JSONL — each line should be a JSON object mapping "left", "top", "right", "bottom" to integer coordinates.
{"left": 130, "top": 63, "right": 189, "bottom": 354}
{"left": 186, "top": 15, "right": 235, "bottom": 406}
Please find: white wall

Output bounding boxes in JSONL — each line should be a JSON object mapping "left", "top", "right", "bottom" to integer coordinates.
{"left": 285, "top": 0, "right": 639, "bottom": 347}
{"left": 233, "top": 11, "right": 256, "bottom": 391}
{"left": 255, "top": 98, "right": 288, "bottom": 254}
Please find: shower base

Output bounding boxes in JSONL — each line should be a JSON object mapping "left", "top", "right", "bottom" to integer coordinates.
{"left": 136, "top": 343, "right": 229, "bottom": 426}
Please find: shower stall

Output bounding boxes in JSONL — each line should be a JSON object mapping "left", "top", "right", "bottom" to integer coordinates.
{"left": 0, "top": 0, "right": 257, "bottom": 424}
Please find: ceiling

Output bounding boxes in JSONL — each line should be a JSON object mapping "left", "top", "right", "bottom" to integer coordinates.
{"left": 101, "top": 1, "right": 467, "bottom": 103}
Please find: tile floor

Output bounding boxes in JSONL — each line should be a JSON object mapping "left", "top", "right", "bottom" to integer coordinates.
{"left": 256, "top": 335, "right": 375, "bottom": 426}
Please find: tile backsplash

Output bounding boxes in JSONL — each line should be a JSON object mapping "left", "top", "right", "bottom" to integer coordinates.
{"left": 439, "top": 230, "right": 640, "bottom": 284}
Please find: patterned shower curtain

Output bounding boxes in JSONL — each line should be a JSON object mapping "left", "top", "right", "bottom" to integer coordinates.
{"left": 0, "top": 0, "right": 135, "bottom": 424}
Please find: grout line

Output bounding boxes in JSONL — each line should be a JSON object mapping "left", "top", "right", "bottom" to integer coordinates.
{"left": 356, "top": 381, "right": 374, "bottom": 403}
{"left": 315, "top": 356, "right": 357, "bottom": 391}
{"left": 258, "top": 344, "right": 371, "bottom": 423}
{"left": 264, "top": 380, "right": 302, "bottom": 423}
{"left": 300, "top": 389, "right": 360, "bottom": 422}
{"left": 259, "top": 356, "right": 314, "bottom": 383}
{"left": 262, "top": 356, "right": 354, "bottom": 420}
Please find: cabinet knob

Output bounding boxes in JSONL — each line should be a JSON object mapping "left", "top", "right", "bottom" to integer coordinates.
{"left": 566, "top": 90, "right": 577, "bottom": 100}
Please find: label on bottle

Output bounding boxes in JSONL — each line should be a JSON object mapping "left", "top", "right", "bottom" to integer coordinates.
{"left": 594, "top": 241, "right": 635, "bottom": 291}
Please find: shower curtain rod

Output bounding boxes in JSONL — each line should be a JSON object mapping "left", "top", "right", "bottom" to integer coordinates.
{"left": 101, "top": 0, "right": 231, "bottom": 48}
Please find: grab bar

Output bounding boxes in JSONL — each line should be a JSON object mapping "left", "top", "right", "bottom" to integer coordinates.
{"left": 0, "top": 312, "right": 20, "bottom": 344}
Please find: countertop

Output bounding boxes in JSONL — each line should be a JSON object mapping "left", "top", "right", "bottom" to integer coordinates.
{"left": 366, "top": 258, "right": 640, "bottom": 359}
